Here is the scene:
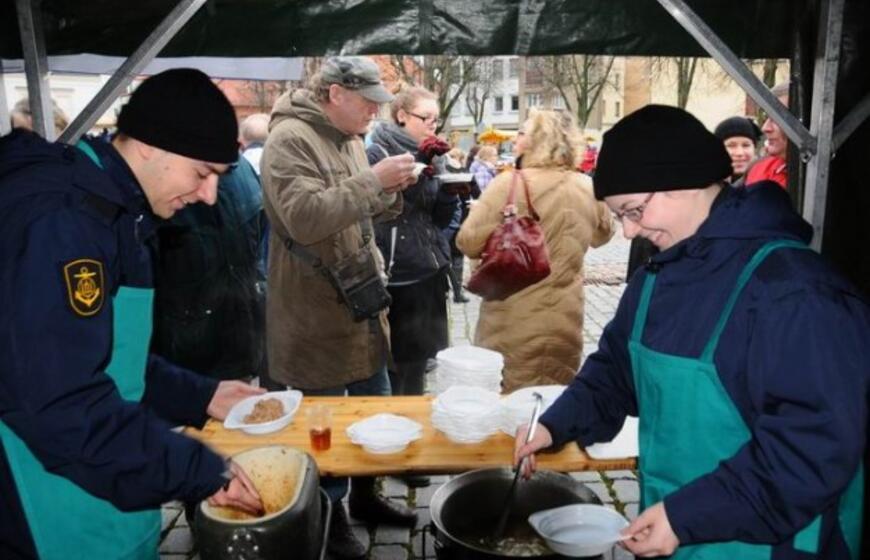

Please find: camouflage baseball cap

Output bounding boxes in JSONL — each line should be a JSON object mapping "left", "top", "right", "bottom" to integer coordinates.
{"left": 320, "top": 56, "right": 394, "bottom": 104}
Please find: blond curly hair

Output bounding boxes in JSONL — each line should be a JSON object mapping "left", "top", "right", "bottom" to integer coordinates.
{"left": 520, "top": 108, "right": 582, "bottom": 170}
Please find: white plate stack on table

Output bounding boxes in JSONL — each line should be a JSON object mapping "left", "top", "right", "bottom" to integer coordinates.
{"left": 346, "top": 413, "right": 423, "bottom": 455}
{"left": 584, "top": 416, "right": 639, "bottom": 459}
{"left": 431, "top": 385, "right": 503, "bottom": 444}
{"left": 499, "top": 385, "right": 567, "bottom": 437}
{"left": 223, "top": 390, "right": 303, "bottom": 435}
{"left": 434, "top": 346, "right": 504, "bottom": 394}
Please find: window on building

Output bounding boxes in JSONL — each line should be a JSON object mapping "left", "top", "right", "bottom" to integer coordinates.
{"left": 492, "top": 60, "right": 504, "bottom": 81}
{"left": 613, "top": 72, "right": 622, "bottom": 89}
{"left": 615, "top": 101, "right": 622, "bottom": 118}
{"left": 510, "top": 95, "right": 520, "bottom": 112}
{"left": 494, "top": 96, "right": 504, "bottom": 113}
{"left": 509, "top": 58, "right": 520, "bottom": 78}
{"left": 526, "top": 93, "right": 542, "bottom": 108}
{"left": 525, "top": 61, "right": 543, "bottom": 87}
{"left": 552, "top": 95, "right": 566, "bottom": 109}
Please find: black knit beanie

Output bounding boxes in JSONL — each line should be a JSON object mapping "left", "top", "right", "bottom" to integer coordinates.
{"left": 714, "top": 116, "right": 762, "bottom": 142}
{"left": 594, "top": 105, "right": 732, "bottom": 200}
{"left": 117, "top": 69, "right": 238, "bottom": 164}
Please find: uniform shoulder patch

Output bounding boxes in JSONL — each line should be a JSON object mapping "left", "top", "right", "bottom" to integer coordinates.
{"left": 62, "top": 259, "right": 105, "bottom": 317}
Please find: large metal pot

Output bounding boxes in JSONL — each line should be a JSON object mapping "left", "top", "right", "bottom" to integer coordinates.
{"left": 429, "top": 468, "right": 603, "bottom": 560}
{"left": 195, "top": 446, "right": 327, "bottom": 560}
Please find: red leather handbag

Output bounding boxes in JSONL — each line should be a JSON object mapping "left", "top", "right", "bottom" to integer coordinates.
{"left": 466, "top": 170, "right": 551, "bottom": 301}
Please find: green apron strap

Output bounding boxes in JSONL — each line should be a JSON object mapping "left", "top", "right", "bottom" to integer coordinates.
{"left": 75, "top": 140, "right": 104, "bottom": 170}
{"left": 700, "top": 240, "right": 809, "bottom": 363}
{"left": 631, "top": 272, "right": 657, "bottom": 343}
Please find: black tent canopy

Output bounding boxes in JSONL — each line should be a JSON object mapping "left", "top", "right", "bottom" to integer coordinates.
{"left": 2, "top": 0, "right": 869, "bottom": 297}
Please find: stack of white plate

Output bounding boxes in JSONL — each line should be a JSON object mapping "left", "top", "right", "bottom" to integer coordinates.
{"left": 435, "top": 346, "right": 504, "bottom": 394}
{"left": 499, "top": 385, "right": 567, "bottom": 437}
{"left": 346, "top": 413, "right": 423, "bottom": 454}
{"left": 431, "top": 385, "right": 502, "bottom": 443}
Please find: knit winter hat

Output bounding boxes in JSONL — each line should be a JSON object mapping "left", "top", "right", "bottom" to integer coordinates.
{"left": 594, "top": 105, "right": 732, "bottom": 200}
{"left": 714, "top": 116, "right": 762, "bottom": 142}
{"left": 117, "top": 68, "right": 239, "bottom": 163}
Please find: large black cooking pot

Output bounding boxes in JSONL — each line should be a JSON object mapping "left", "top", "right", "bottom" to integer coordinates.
{"left": 195, "top": 446, "right": 328, "bottom": 560}
{"left": 429, "top": 468, "right": 603, "bottom": 560}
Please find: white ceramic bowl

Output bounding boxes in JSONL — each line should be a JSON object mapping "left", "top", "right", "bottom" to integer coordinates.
{"left": 223, "top": 390, "right": 303, "bottom": 435}
{"left": 528, "top": 504, "right": 629, "bottom": 557}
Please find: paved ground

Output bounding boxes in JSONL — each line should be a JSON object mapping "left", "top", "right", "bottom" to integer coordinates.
{"left": 160, "top": 226, "right": 636, "bottom": 560}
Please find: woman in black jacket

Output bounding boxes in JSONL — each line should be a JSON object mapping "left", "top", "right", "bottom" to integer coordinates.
{"left": 366, "top": 87, "right": 459, "bottom": 399}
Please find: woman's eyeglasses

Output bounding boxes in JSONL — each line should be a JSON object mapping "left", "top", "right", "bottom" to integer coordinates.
{"left": 612, "top": 193, "right": 655, "bottom": 223}
{"left": 408, "top": 112, "right": 442, "bottom": 127}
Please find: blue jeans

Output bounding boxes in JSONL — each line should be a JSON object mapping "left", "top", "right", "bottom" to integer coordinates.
{"left": 303, "top": 365, "right": 391, "bottom": 502}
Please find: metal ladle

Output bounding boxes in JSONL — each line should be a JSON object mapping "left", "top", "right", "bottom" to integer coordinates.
{"left": 492, "top": 391, "right": 544, "bottom": 542}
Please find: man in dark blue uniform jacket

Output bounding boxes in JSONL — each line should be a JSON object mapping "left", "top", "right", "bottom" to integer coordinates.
{"left": 0, "top": 69, "right": 265, "bottom": 559}
{"left": 515, "top": 106, "right": 868, "bottom": 559}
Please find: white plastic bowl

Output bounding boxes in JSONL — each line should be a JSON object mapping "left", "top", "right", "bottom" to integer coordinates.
{"left": 346, "top": 414, "right": 423, "bottom": 454}
{"left": 528, "top": 504, "right": 629, "bottom": 557}
{"left": 223, "top": 390, "right": 303, "bottom": 435}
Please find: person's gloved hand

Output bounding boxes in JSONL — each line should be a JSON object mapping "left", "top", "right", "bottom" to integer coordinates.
{"left": 206, "top": 380, "right": 265, "bottom": 420}
{"left": 207, "top": 460, "right": 265, "bottom": 516}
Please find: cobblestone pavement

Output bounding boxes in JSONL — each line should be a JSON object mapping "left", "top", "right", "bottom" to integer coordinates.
{"left": 160, "top": 228, "right": 636, "bottom": 560}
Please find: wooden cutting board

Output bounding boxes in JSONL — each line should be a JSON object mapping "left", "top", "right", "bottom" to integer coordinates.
{"left": 186, "top": 396, "right": 636, "bottom": 476}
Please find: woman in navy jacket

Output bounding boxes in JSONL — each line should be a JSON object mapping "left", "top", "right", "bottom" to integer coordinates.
{"left": 516, "top": 105, "right": 868, "bottom": 559}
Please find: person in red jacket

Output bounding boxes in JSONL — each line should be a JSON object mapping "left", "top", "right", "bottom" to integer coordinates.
{"left": 745, "top": 81, "right": 789, "bottom": 189}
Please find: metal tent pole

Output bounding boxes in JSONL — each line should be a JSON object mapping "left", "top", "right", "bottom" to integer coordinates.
{"left": 803, "top": 0, "right": 845, "bottom": 250}
{"left": 58, "top": 0, "right": 207, "bottom": 144}
{"left": 15, "top": 0, "right": 53, "bottom": 140}
{"left": 657, "top": 0, "right": 815, "bottom": 155}
{"left": 0, "top": 66, "right": 10, "bottom": 136}
{"left": 832, "top": 91, "right": 870, "bottom": 151}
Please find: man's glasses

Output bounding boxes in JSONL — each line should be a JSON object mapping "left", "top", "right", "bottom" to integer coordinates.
{"left": 408, "top": 112, "right": 442, "bottom": 127}
{"left": 612, "top": 193, "right": 655, "bottom": 223}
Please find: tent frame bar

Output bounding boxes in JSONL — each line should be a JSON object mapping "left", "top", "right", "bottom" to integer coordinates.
{"left": 658, "top": 0, "right": 848, "bottom": 251}
{"left": 803, "top": 0, "right": 844, "bottom": 249}
{"left": 0, "top": 65, "right": 9, "bottom": 136}
{"left": 57, "top": 0, "right": 207, "bottom": 144}
{"left": 657, "top": 0, "right": 816, "bottom": 155}
{"left": 16, "top": 0, "right": 53, "bottom": 140}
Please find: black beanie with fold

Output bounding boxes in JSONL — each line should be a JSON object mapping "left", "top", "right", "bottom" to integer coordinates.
{"left": 594, "top": 105, "right": 732, "bottom": 200}
{"left": 117, "top": 68, "right": 239, "bottom": 164}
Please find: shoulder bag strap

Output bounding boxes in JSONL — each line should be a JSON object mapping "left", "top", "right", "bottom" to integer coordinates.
{"left": 515, "top": 170, "right": 540, "bottom": 221}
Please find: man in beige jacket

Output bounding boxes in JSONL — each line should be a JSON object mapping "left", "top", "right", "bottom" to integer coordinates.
{"left": 261, "top": 57, "right": 417, "bottom": 559}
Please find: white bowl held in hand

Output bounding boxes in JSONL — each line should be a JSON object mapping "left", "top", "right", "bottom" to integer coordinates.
{"left": 528, "top": 504, "right": 629, "bottom": 557}
{"left": 223, "top": 390, "right": 303, "bottom": 435}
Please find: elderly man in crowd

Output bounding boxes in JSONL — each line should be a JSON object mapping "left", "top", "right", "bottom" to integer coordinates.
{"left": 260, "top": 56, "right": 418, "bottom": 559}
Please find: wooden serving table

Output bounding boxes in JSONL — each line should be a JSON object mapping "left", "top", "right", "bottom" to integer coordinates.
{"left": 186, "top": 396, "right": 636, "bottom": 477}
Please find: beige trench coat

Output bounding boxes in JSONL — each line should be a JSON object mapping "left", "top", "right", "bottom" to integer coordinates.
{"left": 456, "top": 168, "right": 613, "bottom": 392}
{"left": 260, "top": 90, "right": 401, "bottom": 389}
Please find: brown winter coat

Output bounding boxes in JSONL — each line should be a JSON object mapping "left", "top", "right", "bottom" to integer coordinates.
{"left": 261, "top": 90, "right": 401, "bottom": 389}
{"left": 456, "top": 168, "right": 613, "bottom": 392}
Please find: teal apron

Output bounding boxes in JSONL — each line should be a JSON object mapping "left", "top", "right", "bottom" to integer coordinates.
{"left": 630, "top": 240, "right": 863, "bottom": 559}
{"left": 0, "top": 142, "right": 160, "bottom": 559}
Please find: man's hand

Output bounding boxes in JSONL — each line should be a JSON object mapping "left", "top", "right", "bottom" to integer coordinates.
{"left": 513, "top": 422, "right": 554, "bottom": 479}
{"left": 206, "top": 380, "right": 265, "bottom": 420}
{"left": 372, "top": 153, "right": 417, "bottom": 193}
{"left": 207, "top": 460, "right": 265, "bottom": 516}
{"left": 621, "top": 502, "right": 680, "bottom": 557}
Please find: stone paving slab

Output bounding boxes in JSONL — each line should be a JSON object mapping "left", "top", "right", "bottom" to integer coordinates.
{"left": 159, "top": 234, "right": 638, "bottom": 559}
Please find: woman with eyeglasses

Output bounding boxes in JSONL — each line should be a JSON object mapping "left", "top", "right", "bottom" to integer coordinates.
{"left": 514, "top": 105, "right": 868, "bottom": 559}
{"left": 366, "top": 87, "right": 459, "bottom": 435}
{"left": 457, "top": 108, "right": 614, "bottom": 393}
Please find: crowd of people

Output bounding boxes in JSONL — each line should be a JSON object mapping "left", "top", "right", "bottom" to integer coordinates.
{"left": 1, "top": 57, "right": 866, "bottom": 560}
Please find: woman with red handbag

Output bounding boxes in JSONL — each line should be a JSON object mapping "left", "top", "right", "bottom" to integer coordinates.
{"left": 456, "top": 109, "right": 614, "bottom": 392}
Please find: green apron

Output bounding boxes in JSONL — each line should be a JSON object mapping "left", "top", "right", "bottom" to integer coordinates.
{"left": 0, "top": 142, "right": 160, "bottom": 559}
{"left": 630, "top": 239, "right": 863, "bottom": 559}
